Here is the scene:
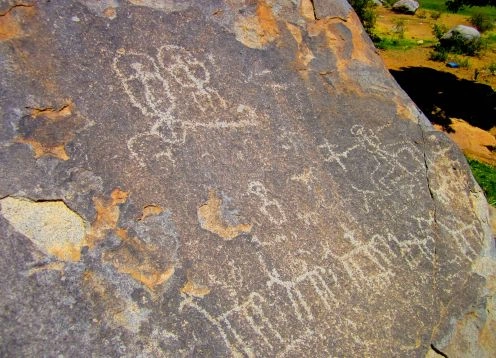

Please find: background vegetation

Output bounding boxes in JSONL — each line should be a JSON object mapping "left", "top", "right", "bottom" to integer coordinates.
{"left": 468, "top": 158, "right": 496, "bottom": 205}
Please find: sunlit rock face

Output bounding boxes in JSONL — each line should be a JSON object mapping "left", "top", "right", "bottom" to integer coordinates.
{"left": 0, "top": 0, "right": 494, "bottom": 356}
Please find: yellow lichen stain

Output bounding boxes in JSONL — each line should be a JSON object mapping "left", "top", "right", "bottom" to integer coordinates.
{"left": 103, "top": 228, "right": 175, "bottom": 291}
{"left": 393, "top": 95, "right": 419, "bottom": 122}
{"left": 127, "top": 266, "right": 175, "bottom": 291}
{"left": 84, "top": 188, "right": 129, "bottom": 248}
{"left": 286, "top": 22, "right": 314, "bottom": 78}
{"left": 305, "top": 11, "right": 376, "bottom": 93}
{"left": 30, "top": 102, "right": 73, "bottom": 120}
{"left": 0, "top": 197, "right": 87, "bottom": 261}
{"left": 234, "top": 0, "right": 279, "bottom": 49}
{"left": 181, "top": 279, "right": 211, "bottom": 298}
{"left": 0, "top": 5, "right": 35, "bottom": 41}
{"left": 300, "top": 0, "right": 316, "bottom": 21}
{"left": 103, "top": 7, "right": 117, "bottom": 19}
{"left": 16, "top": 101, "right": 76, "bottom": 161}
{"left": 16, "top": 137, "right": 70, "bottom": 160}
{"left": 139, "top": 204, "right": 164, "bottom": 221}
{"left": 197, "top": 190, "right": 252, "bottom": 240}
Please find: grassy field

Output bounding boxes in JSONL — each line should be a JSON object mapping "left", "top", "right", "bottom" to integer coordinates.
{"left": 420, "top": 0, "right": 496, "bottom": 17}
{"left": 467, "top": 158, "right": 496, "bottom": 206}
{"left": 372, "top": 1, "right": 496, "bottom": 203}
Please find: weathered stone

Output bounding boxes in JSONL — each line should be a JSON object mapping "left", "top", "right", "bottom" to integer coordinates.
{"left": 442, "top": 24, "right": 481, "bottom": 42}
{"left": 0, "top": 0, "right": 493, "bottom": 356}
{"left": 392, "top": 0, "right": 420, "bottom": 14}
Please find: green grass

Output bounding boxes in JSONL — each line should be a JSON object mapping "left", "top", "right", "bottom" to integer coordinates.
{"left": 486, "top": 32, "right": 496, "bottom": 44}
{"left": 420, "top": 0, "right": 496, "bottom": 17}
{"left": 375, "top": 37, "right": 429, "bottom": 50}
{"left": 467, "top": 158, "right": 496, "bottom": 206}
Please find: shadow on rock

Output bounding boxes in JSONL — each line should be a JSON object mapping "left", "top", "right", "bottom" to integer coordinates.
{"left": 390, "top": 66, "right": 495, "bottom": 132}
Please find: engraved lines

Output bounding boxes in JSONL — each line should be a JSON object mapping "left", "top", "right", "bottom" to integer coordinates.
{"left": 182, "top": 249, "right": 343, "bottom": 356}
{"left": 248, "top": 181, "right": 287, "bottom": 225}
{"left": 319, "top": 124, "right": 425, "bottom": 215}
{"left": 112, "top": 45, "right": 261, "bottom": 167}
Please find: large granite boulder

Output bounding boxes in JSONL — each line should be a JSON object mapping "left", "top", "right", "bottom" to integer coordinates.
{"left": 0, "top": 0, "right": 494, "bottom": 356}
{"left": 442, "top": 24, "right": 481, "bottom": 42}
{"left": 392, "top": 0, "right": 420, "bottom": 14}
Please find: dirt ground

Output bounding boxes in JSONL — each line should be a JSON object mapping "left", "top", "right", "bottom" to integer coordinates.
{"left": 375, "top": 6, "right": 496, "bottom": 165}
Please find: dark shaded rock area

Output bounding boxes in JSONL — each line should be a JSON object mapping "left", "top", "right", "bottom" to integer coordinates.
{"left": 0, "top": 0, "right": 494, "bottom": 356}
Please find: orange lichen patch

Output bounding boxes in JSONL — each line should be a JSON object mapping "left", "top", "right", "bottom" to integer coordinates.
{"left": 103, "top": 229, "right": 175, "bottom": 290}
{"left": 30, "top": 102, "right": 73, "bottom": 120}
{"left": 84, "top": 188, "right": 129, "bottom": 248}
{"left": 234, "top": 0, "right": 279, "bottom": 49}
{"left": 197, "top": 190, "right": 252, "bottom": 240}
{"left": 346, "top": 12, "right": 375, "bottom": 65}
{"left": 436, "top": 119, "right": 496, "bottom": 167}
{"left": 0, "top": 5, "right": 35, "bottom": 41}
{"left": 126, "top": 266, "right": 175, "bottom": 290}
{"left": 103, "top": 7, "right": 117, "bottom": 19}
{"left": 0, "top": 9, "right": 21, "bottom": 40}
{"left": 300, "top": 0, "right": 315, "bottom": 21}
{"left": 181, "top": 279, "right": 211, "bottom": 298}
{"left": 393, "top": 95, "right": 420, "bottom": 122}
{"left": 286, "top": 22, "right": 314, "bottom": 77}
{"left": 16, "top": 137, "right": 70, "bottom": 160}
{"left": 0, "top": 197, "right": 87, "bottom": 262}
{"left": 307, "top": 11, "right": 375, "bottom": 71}
{"left": 139, "top": 204, "right": 164, "bottom": 221}
{"left": 16, "top": 101, "right": 81, "bottom": 161}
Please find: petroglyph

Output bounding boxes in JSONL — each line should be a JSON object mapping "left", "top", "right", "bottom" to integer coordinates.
{"left": 112, "top": 45, "right": 262, "bottom": 167}
{"left": 181, "top": 250, "right": 344, "bottom": 356}
{"left": 320, "top": 124, "right": 425, "bottom": 214}
{"left": 248, "top": 181, "right": 287, "bottom": 225}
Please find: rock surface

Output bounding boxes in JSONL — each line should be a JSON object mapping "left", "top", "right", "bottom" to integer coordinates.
{"left": 442, "top": 24, "right": 481, "bottom": 42}
{"left": 392, "top": 0, "right": 420, "bottom": 14}
{"left": 0, "top": 0, "right": 494, "bottom": 356}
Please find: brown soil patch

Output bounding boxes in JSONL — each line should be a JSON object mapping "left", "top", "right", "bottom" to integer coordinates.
{"left": 376, "top": 7, "right": 496, "bottom": 166}
{"left": 435, "top": 119, "right": 496, "bottom": 166}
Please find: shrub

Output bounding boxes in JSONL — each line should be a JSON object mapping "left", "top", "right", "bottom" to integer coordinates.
{"left": 417, "top": 10, "right": 427, "bottom": 19}
{"left": 449, "top": 55, "right": 470, "bottom": 67}
{"left": 433, "top": 24, "right": 486, "bottom": 56}
{"left": 488, "top": 62, "right": 496, "bottom": 74}
{"left": 349, "top": 0, "right": 377, "bottom": 35}
{"left": 429, "top": 49, "right": 448, "bottom": 61}
{"left": 431, "top": 11, "right": 442, "bottom": 20}
{"left": 469, "top": 12, "right": 494, "bottom": 33}
{"left": 467, "top": 158, "right": 496, "bottom": 206}
{"left": 432, "top": 23, "right": 448, "bottom": 40}
{"left": 440, "top": 32, "right": 485, "bottom": 56}
{"left": 393, "top": 19, "right": 406, "bottom": 39}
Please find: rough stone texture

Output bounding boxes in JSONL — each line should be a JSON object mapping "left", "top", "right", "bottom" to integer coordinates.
{"left": 442, "top": 24, "right": 481, "bottom": 42}
{"left": 0, "top": 0, "right": 494, "bottom": 356}
{"left": 392, "top": 0, "right": 420, "bottom": 14}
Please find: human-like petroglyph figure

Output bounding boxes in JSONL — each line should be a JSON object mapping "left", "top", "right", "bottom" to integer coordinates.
{"left": 319, "top": 124, "right": 425, "bottom": 214}
{"left": 112, "top": 45, "right": 261, "bottom": 167}
{"left": 247, "top": 181, "right": 287, "bottom": 225}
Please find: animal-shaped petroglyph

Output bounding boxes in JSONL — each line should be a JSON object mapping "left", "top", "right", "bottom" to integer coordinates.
{"left": 319, "top": 125, "right": 425, "bottom": 214}
{"left": 248, "top": 181, "right": 287, "bottom": 225}
{"left": 180, "top": 250, "right": 342, "bottom": 357}
{"left": 112, "top": 45, "right": 262, "bottom": 166}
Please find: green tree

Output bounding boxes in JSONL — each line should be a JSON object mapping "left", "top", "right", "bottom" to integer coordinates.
{"left": 446, "top": 0, "right": 496, "bottom": 12}
{"left": 349, "top": 0, "right": 377, "bottom": 35}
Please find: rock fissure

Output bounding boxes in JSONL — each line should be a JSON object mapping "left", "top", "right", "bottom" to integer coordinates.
{"left": 0, "top": 0, "right": 492, "bottom": 356}
{"left": 0, "top": 3, "right": 33, "bottom": 17}
{"left": 430, "top": 343, "right": 449, "bottom": 357}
